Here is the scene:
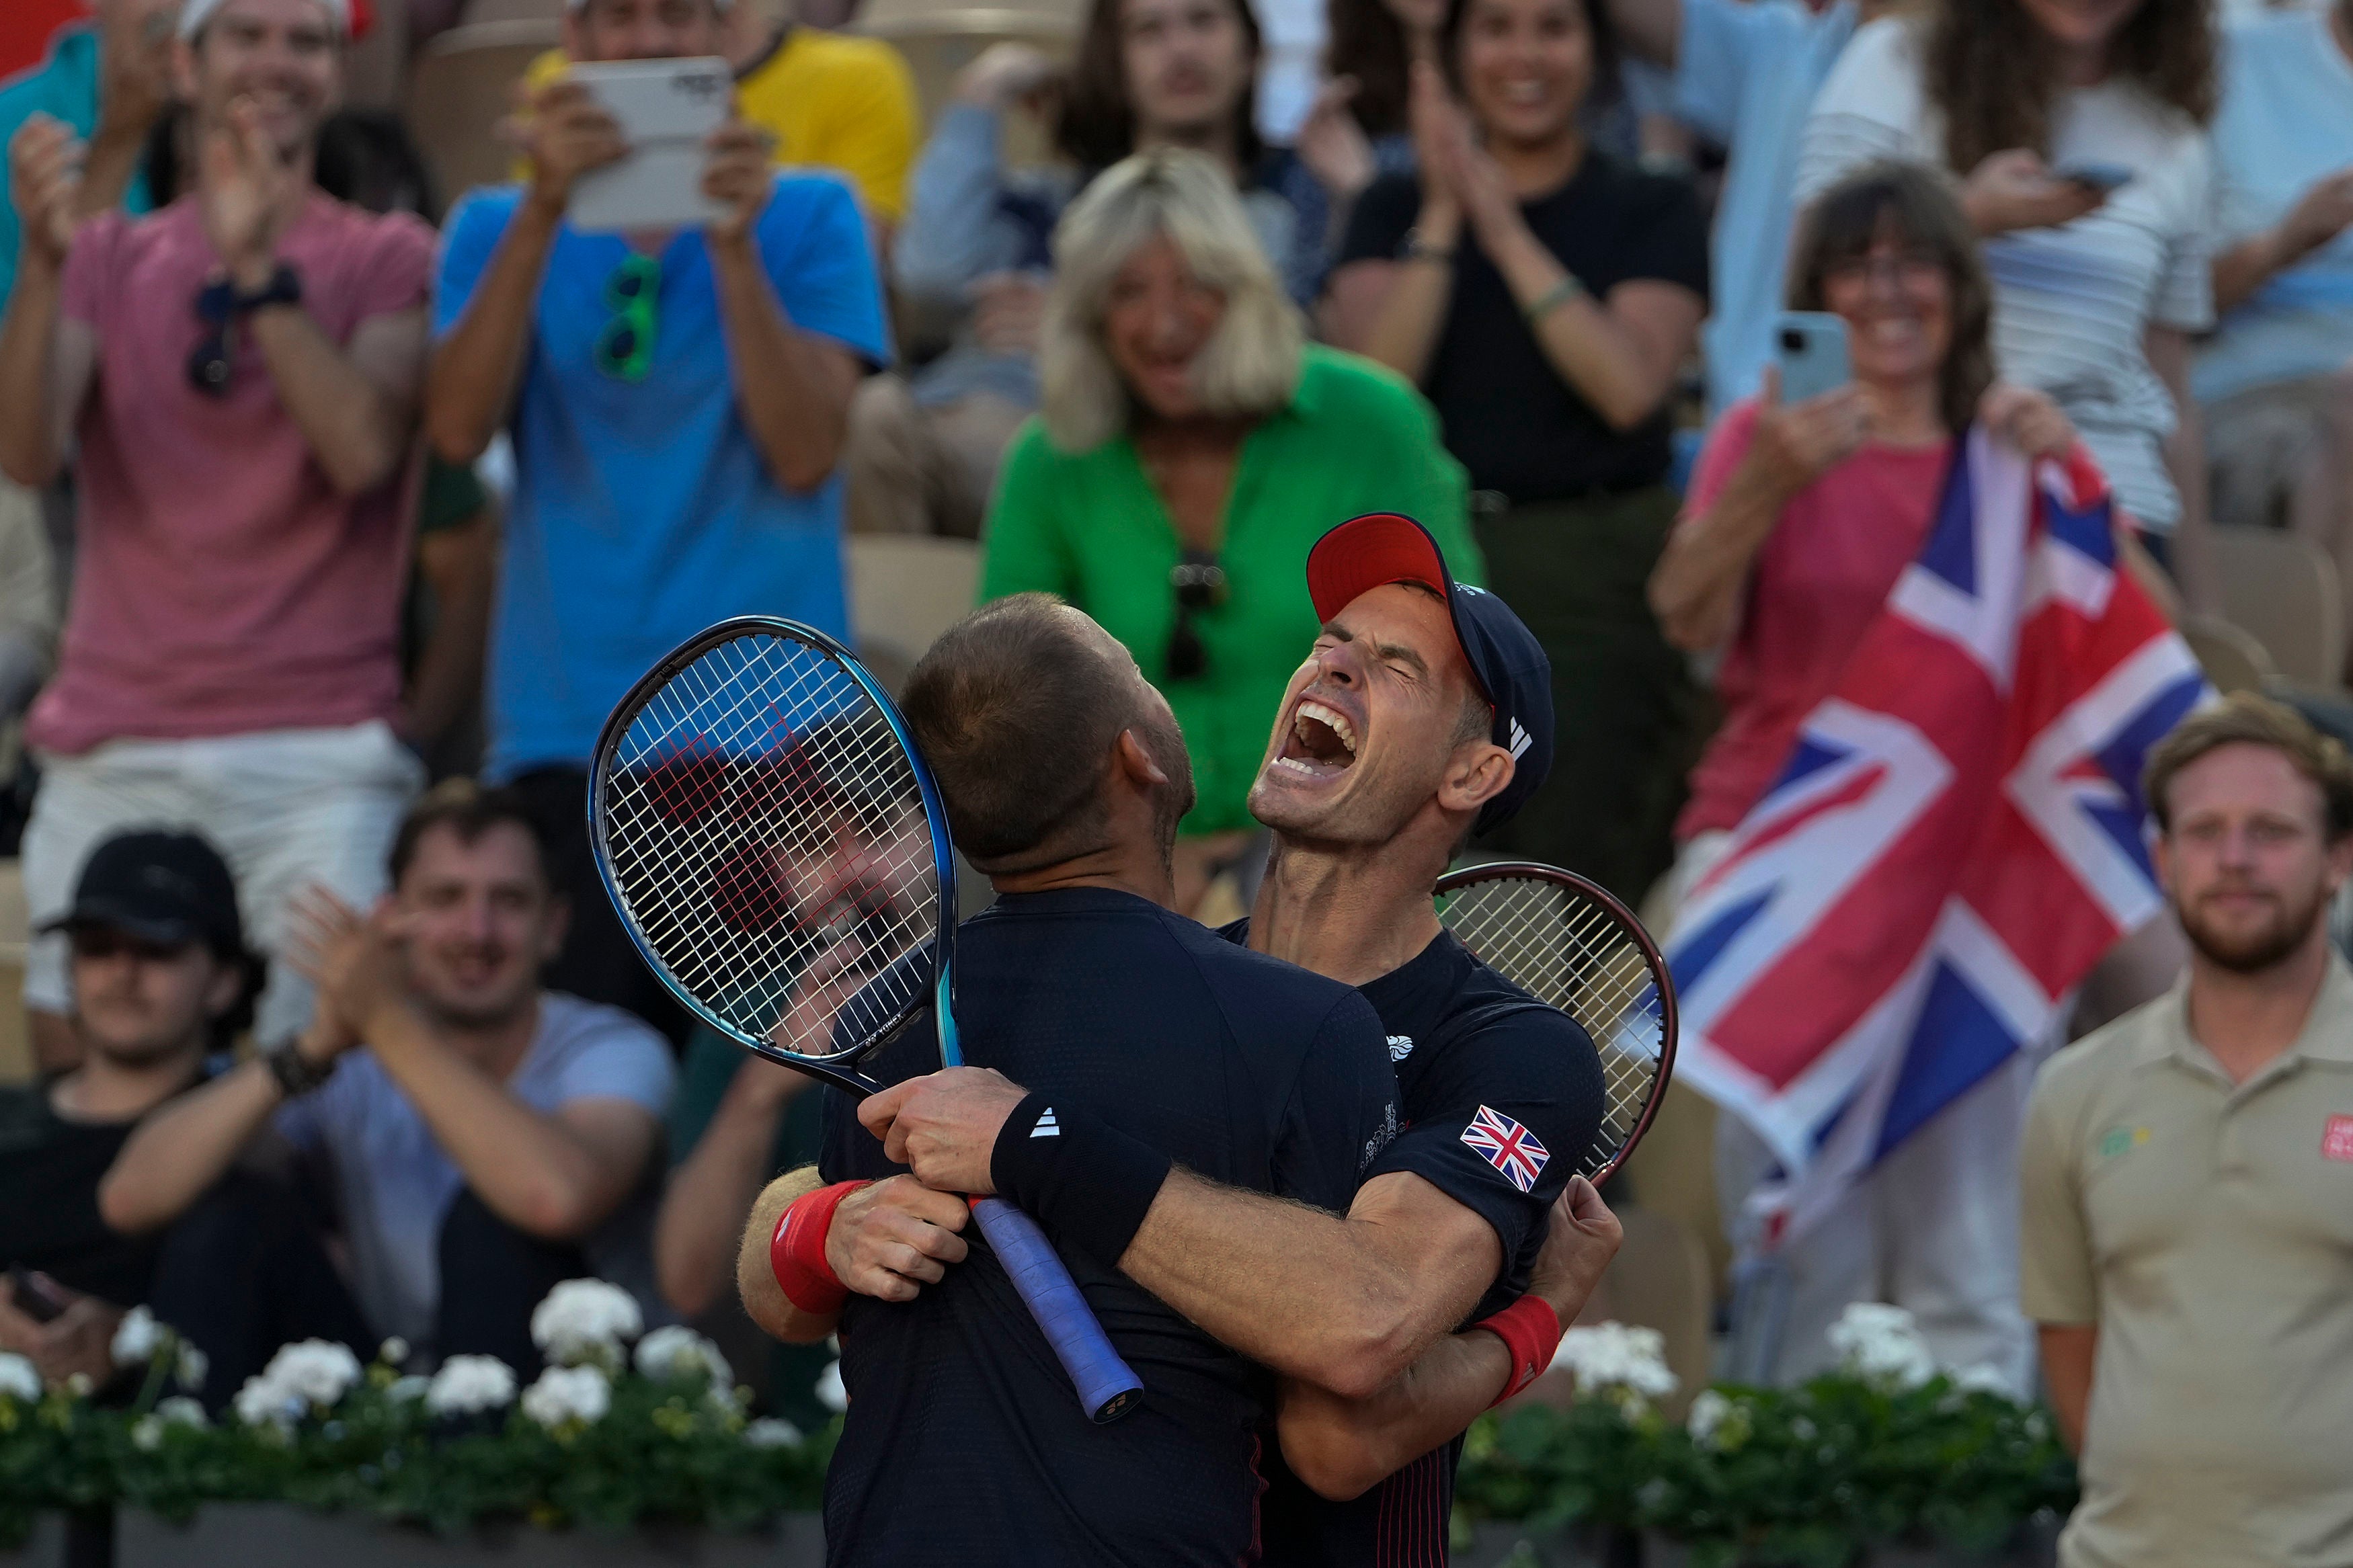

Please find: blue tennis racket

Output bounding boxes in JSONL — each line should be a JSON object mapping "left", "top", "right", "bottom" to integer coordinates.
{"left": 589, "top": 616, "right": 1144, "bottom": 1423}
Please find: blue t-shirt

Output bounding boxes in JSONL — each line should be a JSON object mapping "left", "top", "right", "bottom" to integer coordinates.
{"left": 1671, "top": 0, "right": 1859, "bottom": 415}
{"left": 0, "top": 26, "right": 155, "bottom": 304}
{"left": 2193, "top": 5, "right": 2353, "bottom": 406}
{"left": 817, "top": 888, "right": 1398, "bottom": 1568}
{"left": 433, "top": 174, "right": 892, "bottom": 778}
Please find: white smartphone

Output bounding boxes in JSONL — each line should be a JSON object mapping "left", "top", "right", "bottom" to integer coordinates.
{"left": 1773, "top": 311, "right": 1851, "bottom": 404}
{"left": 566, "top": 56, "right": 731, "bottom": 234}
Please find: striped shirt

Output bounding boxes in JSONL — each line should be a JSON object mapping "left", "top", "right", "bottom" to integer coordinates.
{"left": 1795, "top": 17, "right": 2215, "bottom": 532}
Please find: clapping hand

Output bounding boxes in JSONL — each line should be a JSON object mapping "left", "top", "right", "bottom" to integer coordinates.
{"left": 7, "top": 114, "right": 83, "bottom": 273}
{"left": 284, "top": 884, "right": 415, "bottom": 1045}
{"left": 198, "top": 97, "right": 298, "bottom": 290}
{"left": 955, "top": 42, "right": 1057, "bottom": 110}
{"left": 1296, "top": 76, "right": 1376, "bottom": 206}
{"left": 703, "top": 118, "right": 777, "bottom": 246}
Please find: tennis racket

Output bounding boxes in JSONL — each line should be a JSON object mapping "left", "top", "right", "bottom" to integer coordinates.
{"left": 1433, "top": 862, "right": 1677, "bottom": 1181}
{"left": 589, "top": 616, "right": 1144, "bottom": 1423}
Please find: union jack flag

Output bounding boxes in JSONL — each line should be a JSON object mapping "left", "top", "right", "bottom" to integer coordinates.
{"left": 1666, "top": 429, "right": 2206, "bottom": 1250}
{"left": 1461, "top": 1104, "right": 1550, "bottom": 1193}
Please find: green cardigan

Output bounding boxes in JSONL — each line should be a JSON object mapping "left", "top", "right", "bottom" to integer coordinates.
{"left": 979, "top": 344, "right": 1480, "bottom": 835}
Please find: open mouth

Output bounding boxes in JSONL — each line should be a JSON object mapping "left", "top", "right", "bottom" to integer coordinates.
{"left": 1271, "top": 698, "right": 1359, "bottom": 780}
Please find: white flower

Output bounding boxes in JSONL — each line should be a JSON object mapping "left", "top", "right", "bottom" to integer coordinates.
{"left": 0, "top": 1352, "right": 40, "bottom": 1403}
{"left": 260, "top": 1340, "right": 364, "bottom": 1409}
{"left": 1950, "top": 1362, "right": 2013, "bottom": 1397}
{"left": 379, "top": 1337, "right": 411, "bottom": 1367}
{"left": 426, "top": 1355, "right": 518, "bottom": 1416}
{"left": 1827, "top": 1302, "right": 1934, "bottom": 1391}
{"left": 744, "top": 1416, "right": 802, "bottom": 1449}
{"left": 815, "top": 1360, "right": 846, "bottom": 1413}
{"left": 1688, "top": 1389, "right": 1732, "bottom": 1442}
{"left": 634, "top": 1326, "right": 731, "bottom": 1388}
{"left": 233, "top": 1375, "right": 301, "bottom": 1430}
{"left": 64, "top": 1372, "right": 91, "bottom": 1399}
{"left": 128, "top": 1399, "right": 205, "bottom": 1451}
{"left": 528, "top": 1280, "right": 642, "bottom": 1367}
{"left": 1555, "top": 1322, "right": 1678, "bottom": 1403}
{"left": 175, "top": 1344, "right": 208, "bottom": 1392}
{"left": 131, "top": 1416, "right": 164, "bottom": 1451}
{"left": 111, "top": 1306, "right": 165, "bottom": 1367}
{"left": 520, "top": 1364, "right": 611, "bottom": 1429}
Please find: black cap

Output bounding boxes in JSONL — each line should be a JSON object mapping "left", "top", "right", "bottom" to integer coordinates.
{"left": 1305, "top": 513, "right": 1555, "bottom": 835}
{"left": 40, "top": 830, "right": 245, "bottom": 956}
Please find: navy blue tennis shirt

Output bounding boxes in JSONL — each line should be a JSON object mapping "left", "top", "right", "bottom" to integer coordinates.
{"left": 817, "top": 888, "right": 1399, "bottom": 1567}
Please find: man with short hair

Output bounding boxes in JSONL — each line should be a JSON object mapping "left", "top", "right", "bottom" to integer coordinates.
{"left": 848, "top": 0, "right": 1298, "bottom": 539}
{"left": 736, "top": 593, "right": 1400, "bottom": 1567}
{"left": 425, "top": 0, "right": 888, "bottom": 1038}
{"left": 0, "top": 829, "right": 368, "bottom": 1407}
{"left": 2021, "top": 692, "right": 2353, "bottom": 1568}
{"left": 0, "top": 0, "right": 431, "bottom": 1069}
{"left": 100, "top": 783, "right": 677, "bottom": 1372}
{"left": 839, "top": 515, "right": 1619, "bottom": 1564}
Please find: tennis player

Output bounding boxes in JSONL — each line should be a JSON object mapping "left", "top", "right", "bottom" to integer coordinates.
{"left": 859, "top": 513, "right": 1620, "bottom": 1565}
{"left": 735, "top": 594, "right": 1403, "bottom": 1567}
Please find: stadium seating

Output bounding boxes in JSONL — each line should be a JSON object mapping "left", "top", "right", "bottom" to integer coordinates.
{"left": 403, "top": 19, "right": 563, "bottom": 210}
{"left": 2211, "top": 528, "right": 2346, "bottom": 691}
{"left": 846, "top": 534, "right": 982, "bottom": 694}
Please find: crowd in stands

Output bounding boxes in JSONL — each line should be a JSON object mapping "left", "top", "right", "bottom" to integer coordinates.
{"left": 2, "top": 0, "right": 2353, "bottom": 1532}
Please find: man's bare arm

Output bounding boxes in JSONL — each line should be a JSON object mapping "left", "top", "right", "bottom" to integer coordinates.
{"left": 1277, "top": 1178, "right": 1622, "bottom": 1499}
{"left": 2038, "top": 1322, "right": 2096, "bottom": 1455}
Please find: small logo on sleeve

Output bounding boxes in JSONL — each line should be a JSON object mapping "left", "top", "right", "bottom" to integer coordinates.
{"left": 1460, "top": 1105, "right": 1549, "bottom": 1193}
{"left": 2323, "top": 1115, "right": 2353, "bottom": 1163}
{"left": 1031, "top": 1108, "right": 1060, "bottom": 1138}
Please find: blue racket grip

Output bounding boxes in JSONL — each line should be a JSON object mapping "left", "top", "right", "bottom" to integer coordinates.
{"left": 969, "top": 1196, "right": 1143, "bottom": 1422}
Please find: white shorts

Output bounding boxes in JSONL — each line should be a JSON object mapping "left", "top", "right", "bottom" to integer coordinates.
{"left": 24, "top": 721, "right": 425, "bottom": 1046}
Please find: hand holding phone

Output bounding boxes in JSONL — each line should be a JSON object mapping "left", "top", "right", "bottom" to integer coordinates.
{"left": 566, "top": 57, "right": 731, "bottom": 233}
{"left": 2055, "top": 161, "right": 2134, "bottom": 196}
{"left": 1773, "top": 311, "right": 1851, "bottom": 405}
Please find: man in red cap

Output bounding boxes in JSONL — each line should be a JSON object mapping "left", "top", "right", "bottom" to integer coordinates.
{"left": 760, "top": 513, "right": 1622, "bottom": 1567}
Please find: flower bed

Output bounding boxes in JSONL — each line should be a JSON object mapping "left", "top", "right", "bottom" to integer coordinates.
{"left": 1454, "top": 1309, "right": 2076, "bottom": 1568}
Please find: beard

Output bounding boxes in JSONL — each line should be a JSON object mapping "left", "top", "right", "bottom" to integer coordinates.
{"left": 2178, "top": 879, "right": 2331, "bottom": 975}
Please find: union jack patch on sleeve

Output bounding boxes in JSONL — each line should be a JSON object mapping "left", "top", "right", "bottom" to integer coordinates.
{"left": 1460, "top": 1104, "right": 1549, "bottom": 1194}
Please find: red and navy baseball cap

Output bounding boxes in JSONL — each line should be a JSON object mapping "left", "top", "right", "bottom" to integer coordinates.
{"left": 1304, "top": 513, "right": 1554, "bottom": 835}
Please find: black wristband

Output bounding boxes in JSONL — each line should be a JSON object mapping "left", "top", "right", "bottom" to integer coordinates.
{"left": 266, "top": 1044, "right": 335, "bottom": 1100}
{"left": 990, "top": 1091, "right": 1172, "bottom": 1270}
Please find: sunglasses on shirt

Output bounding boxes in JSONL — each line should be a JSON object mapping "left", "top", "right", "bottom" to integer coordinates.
{"left": 186, "top": 280, "right": 238, "bottom": 398}
{"left": 1166, "top": 550, "right": 1226, "bottom": 682}
{"left": 595, "top": 255, "right": 661, "bottom": 382}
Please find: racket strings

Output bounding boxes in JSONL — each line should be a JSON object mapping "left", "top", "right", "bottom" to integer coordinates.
{"left": 600, "top": 632, "right": 945, "bottom": 1058}
{"left": 1438, "top": 876, "right": 1667, "bottom": 1178}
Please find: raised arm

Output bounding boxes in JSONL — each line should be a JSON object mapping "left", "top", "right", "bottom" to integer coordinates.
{"left": 892, "top": 47, "right": 1053, "bottom": 304}
{"left": 0, "top": 118, "right": 99, "bottom": 488}
{"left": 656, "top": 1057, "right": 809, "bottom": 1314}
{"left": 425, "top": 77, "right": 622, "bottom": 464}
{"left": 702, "top": 122, "right": 865, "bottom": 494}
{"left": 1277, "top": 1177, "right": 1622, "bottom": 1499}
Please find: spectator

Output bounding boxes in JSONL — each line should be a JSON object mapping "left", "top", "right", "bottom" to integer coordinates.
{"left": 426, "top": 0, "right": 888, "bottom": 1040}
{"left": 1794, "top": 0, "right": 2218, "bottom": 588}
{"left": 0, "top": 830, "right": 368, "bottom": 1407}
{"left": 980, "top": 149, "right": 1474, "bottom": 915}
{"left": 2022, "top": 692, "right": 2353, "bottom": 1567}
{"left": 850, "top": 0, "right": 1297, "bottom": 540}
{"left": 1271, "top": 0, "right": 1432, "bottom": 309}
{"left": 1325, "top": 0, "right": 1708, "bottom": 905}
{"left": 1597, "top": 0, "right": 1883, "bottom": 415}
{"left": 518, "top": 1, "right": 920, "bottom": 238}
{"left": 1650, "top": 163, "right": 2087, "bottom": 1390}
{"left": 2194, "top": 0, "right": 2353, "bottom": 647}
{"left": 99, "top": 783, "right": 678, "bottom": 1374}
{"left": 652, "top": 1031, "right": 833, "bottom": 1428}
{"left": 0, "top": 0, "right": 432, "bottom": 1072}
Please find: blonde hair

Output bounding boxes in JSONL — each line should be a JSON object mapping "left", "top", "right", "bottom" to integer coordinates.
{"left": 1039, "top": 149, "right": 1305, "bottom": 453}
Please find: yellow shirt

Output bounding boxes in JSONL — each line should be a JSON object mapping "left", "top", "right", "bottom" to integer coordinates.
{"left": 520, "top": 30, "right": 919, "bottom": 221}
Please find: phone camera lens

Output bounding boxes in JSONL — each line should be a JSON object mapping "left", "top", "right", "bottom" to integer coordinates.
{"left": 1780, "top": 329, "right": 1804, "bottom": 352}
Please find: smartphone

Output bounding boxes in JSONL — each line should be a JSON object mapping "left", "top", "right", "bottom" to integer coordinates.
{"left": 566, "top": 56, "right": 731, "bottom": 234}
{"left": 1773, "top": 311, "right": 1851, "bottom": 404}
{"left": 8, "top": 1265, "right": 68, "bottom": 1325}
{"left": 2056, "top": 161, "right": 2134, "bottom": 194}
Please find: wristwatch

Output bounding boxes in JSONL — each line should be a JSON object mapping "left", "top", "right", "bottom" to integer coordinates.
{"left": 232, "top": 263, "right": 303, "bottom": 315}
{"left": 266, "top": 1043, "right": 337, "bottom": 1100}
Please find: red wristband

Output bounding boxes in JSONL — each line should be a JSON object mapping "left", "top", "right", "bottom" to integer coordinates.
{"left": 769, "top": 1180, "right": 873, "bottom": 1313}
{"left": 1475, "top": 1294, "right": 1562, "bottom": 1405}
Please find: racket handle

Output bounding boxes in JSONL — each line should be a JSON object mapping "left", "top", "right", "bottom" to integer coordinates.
{"left": 969, "top": 1196, "right": 1144, "bottom": 1423}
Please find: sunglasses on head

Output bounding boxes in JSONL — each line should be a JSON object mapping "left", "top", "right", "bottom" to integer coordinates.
{"left": 1166, "top": 550, "right": 1226, "bottom": 682}
{"left": 595, "top": 255, "right": 662, "bottom": 382}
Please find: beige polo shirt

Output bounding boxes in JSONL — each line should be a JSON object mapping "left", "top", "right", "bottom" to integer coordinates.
{"left": 2021, "top": 953, "right": 2353, "bottom": 1568}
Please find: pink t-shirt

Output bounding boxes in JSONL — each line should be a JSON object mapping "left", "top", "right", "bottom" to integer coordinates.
{"left": 30, "top": 193, "right": 433, "bottom": 755}
{"left": 1675, "top": 399, "right": 1952, "bottom": 841}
